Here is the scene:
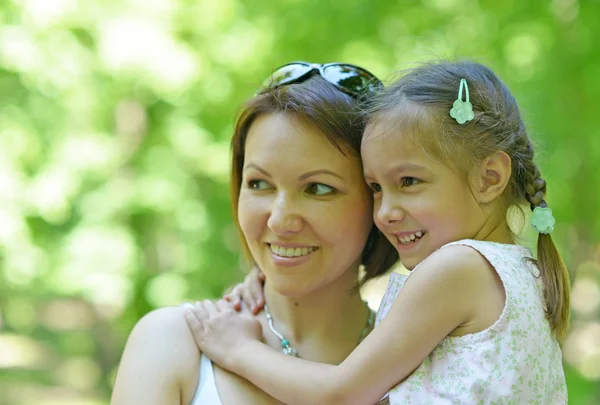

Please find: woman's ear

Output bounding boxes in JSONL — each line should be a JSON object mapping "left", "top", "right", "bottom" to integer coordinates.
{"left": 473, "top": 151, "right": 512, "bottom": 204}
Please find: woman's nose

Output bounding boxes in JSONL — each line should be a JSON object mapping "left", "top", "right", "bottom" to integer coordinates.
{"left": 267, "top": 194, "right": 303, "bottom": 235}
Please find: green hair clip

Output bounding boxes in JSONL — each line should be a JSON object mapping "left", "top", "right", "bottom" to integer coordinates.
{"left": 449, "top": 78, "right": 475, "bottom": 124}
{"left": 530, "top": 206, "right": 555, "bottom": 234}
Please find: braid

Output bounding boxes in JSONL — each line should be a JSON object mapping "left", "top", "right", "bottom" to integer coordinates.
{"left": 513, "top": 136, "right": 546, "bottom": 210}
{"left": 516, "top": 138, "right": 570, "bottom": 340}
{"left": 524, "top": 164, "right": 547, "bottom": 210}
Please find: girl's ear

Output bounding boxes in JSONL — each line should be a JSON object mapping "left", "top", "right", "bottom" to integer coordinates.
{"left": 473, "top": 151, "right": 512, "bottom": 204}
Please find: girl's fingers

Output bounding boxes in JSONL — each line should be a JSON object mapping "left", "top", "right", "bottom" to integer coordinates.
{"left": 183, "top": 306, "right": 204, "bottom": 339}
{"left": 229, "top": 286, "right": 243, "bottom": 311}
{"left": 192, "top": 300, "right": 209, "bottom": 322}
{"left": 224, "top": 293, "right": 242, "bottom": 311}
{"left": 215, "top": 299, "right": 233, "bottom": 313}
{"left": 241, "top": 286, "right": 256, "bottom": 313}
{"left": 246, "top": 267, "right": 265, "bottom": 314}
{"left": 249, "top": 276, "right": 265, "bottom": 313}
{"left": 201, "top": 299, "right": 218, "bottom": 318}
{"left": 250, "top": 265, "right": 265, "bottom": 282}
{"left": 243, "top": 268, "right": 259, "bottom": 313}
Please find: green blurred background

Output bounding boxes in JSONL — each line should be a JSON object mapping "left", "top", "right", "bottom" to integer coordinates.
{"left": 1, "top": 0, "right": 599, "bottom": 403}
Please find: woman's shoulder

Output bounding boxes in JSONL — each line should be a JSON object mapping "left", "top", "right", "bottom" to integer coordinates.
{"left": 131, "top": 305, "right": 201, "bottom": 376}
{"left": 136, "top": 305, "right": 194, "bottom": 335}
{"left": 111, "top": 305, "right": 201, "bottom": 404}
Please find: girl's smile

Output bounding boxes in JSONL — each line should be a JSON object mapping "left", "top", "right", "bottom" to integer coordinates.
{"left": 361, "top": 118, "right": 489, "bottom": 270}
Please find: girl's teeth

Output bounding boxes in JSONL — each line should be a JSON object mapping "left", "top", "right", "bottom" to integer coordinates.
{"left": 399, "top": 232, "right": 425, "bottom": 245}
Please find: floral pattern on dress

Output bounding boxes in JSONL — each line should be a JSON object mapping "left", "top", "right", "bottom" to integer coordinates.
{"left": 375, "top": 240, "right": 567, "bottom": 404}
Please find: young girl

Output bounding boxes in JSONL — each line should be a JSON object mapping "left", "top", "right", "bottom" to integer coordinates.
{"left": 184, "top": 60, "right": 569, "bottom": 404}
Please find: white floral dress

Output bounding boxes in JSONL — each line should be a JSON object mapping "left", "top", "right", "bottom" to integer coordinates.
{"left": 376, "top": 239, "right": 567, "bottom": 404}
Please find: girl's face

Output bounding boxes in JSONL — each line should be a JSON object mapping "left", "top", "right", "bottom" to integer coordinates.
{"left": 238, "top": 113, "right": 373, "bottom": 297}
{"left": 361, "top": 119, "right": 488, "bottom": 270}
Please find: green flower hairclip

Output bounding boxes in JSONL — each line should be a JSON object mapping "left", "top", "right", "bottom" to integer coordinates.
{"left": 449, "top": 78, "right": 475, "bottom": 125}
{"left": 530, "top": 206, "right": 555, "bottom": 234}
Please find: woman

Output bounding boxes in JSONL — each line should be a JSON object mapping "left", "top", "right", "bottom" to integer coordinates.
{"left": 110, "top": 62, "right": 398, "bottom": 405}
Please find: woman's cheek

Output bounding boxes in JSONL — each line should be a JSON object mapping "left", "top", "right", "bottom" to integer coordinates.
{"left": 238, "top": 194, "right": 265, "bottom": 237}
{"left": 331, "top": 200, "right": 372, "bottom": 238}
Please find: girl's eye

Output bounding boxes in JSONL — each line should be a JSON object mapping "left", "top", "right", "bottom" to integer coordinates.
{"left": 401, "top": 177, "right": 421, "bottom": 187}
{"left": 369, "top": 182, "right": 382, "bottom": 193}
{"left": 248, "top": 179, "right": 272, "bottom": 190}
{"left": 306, "top": 183, "right": 336, "bottom": 196}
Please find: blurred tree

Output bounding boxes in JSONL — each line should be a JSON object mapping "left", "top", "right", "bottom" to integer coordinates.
{"left": 0, "top": 0, "right": 598, "bottom": 403}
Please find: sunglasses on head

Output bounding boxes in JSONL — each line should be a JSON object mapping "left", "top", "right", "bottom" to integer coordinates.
{"left": 256, "top": 62, "right": 383, "bottom": 98}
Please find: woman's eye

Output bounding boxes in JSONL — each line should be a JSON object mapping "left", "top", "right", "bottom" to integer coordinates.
{"left": 248, "top": 179, "right": 272, "bottom": 190}
{"left": 369, "top": 182, "right": 382, "bottom": 193}
{"left": 401, "top": 177, "right": 421, "bottom": 187}
{"left": 306, "top": 183, "right": 336, "bottom": 196}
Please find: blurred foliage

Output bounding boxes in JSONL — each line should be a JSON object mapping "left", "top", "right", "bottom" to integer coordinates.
{"left": 0, "top": 0, "right": 599, "bottom": 403}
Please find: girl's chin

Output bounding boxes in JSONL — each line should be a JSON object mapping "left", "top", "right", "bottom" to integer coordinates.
{"left": 396, "top": 252, "right": 428, "bottom": 271}
{"left": 400, "top": 260, "right": 418, "bottom": 271}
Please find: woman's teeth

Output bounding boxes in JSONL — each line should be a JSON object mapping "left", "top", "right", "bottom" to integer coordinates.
{"left": 270, "top": 244, "right": 317, "bottom": 257}
{"left": 398, "top": 231, "right": 424, "bottom": 245}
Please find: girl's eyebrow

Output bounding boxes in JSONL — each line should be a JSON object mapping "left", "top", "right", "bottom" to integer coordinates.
{"left": 364, "top": 164, "right": 427, "bottom": 180}
{"left": 386, "top": 163, "right": 427, "bottom": 177}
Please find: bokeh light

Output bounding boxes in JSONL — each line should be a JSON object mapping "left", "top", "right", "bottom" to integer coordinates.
{"left": 1, "top": 0, "right": 599, "bottom": 403}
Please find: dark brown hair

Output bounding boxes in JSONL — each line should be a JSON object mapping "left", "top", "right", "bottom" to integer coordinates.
{"left": 366, "top": 60, "right": 570, "bottom": 340}
{"left": 230, "top": 74, "right": 398, "bottom": 283}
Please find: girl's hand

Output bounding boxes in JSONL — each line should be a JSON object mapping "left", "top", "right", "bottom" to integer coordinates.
{"left": 184, "top": 299, "right": 263, "bottom": 369}
{"left": 223, "top": 266, "right": 266, "bottom": 314}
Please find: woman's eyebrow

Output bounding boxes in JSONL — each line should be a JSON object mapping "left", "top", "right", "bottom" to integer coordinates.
{"left": 243, "top": 163, "right": 272, "bottom": 178}
{"left": 298, "top": 169, "right": 344, "bottom": 181}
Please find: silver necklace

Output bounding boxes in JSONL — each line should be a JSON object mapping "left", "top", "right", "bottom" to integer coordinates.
{"left": 263, "top": 303, "right": 375, "bottom": 357}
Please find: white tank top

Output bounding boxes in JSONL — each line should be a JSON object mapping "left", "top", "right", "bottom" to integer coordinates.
{"left": 189, "top": 354, "right": 222, "bottom": 405}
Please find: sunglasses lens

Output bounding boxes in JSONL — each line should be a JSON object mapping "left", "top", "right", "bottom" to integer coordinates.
{"left": 259, "top": 63, "right": 313, "bottom": 92}
{"left": 322, "top": 65, "right": 382, "bottom": 95}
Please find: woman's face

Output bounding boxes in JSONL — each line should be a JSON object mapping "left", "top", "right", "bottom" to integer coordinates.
{"left": 238, "top": 112, "right": 373, "bottom": 297}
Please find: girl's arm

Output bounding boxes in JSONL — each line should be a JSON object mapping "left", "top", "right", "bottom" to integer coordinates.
{"left": 186, "top": 245, "right": 496, "bottom": 405}
{"left": 111, "top": 306, "right": 199, "bottom": 405}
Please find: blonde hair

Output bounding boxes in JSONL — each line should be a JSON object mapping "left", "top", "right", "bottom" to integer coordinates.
{"left": 366, "top": 60, "right": 570, "bottom": 340}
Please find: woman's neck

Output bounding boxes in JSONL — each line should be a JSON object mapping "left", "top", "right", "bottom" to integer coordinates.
{"left": 260, "top": 265, "right": 370, "bottom": 362}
